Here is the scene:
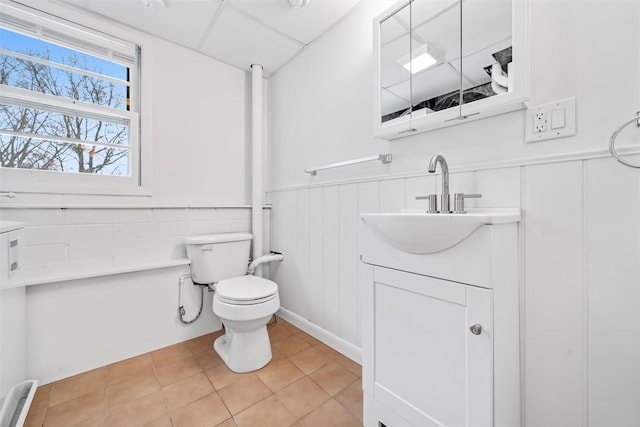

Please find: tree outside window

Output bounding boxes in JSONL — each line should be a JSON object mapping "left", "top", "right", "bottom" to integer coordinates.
{"left": 0, "top": 27, "right": 134, "bottom": 177}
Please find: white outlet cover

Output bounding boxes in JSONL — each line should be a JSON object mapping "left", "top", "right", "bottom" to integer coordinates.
{"left": 525, "top": 97, "right": 576, "bottom": 143}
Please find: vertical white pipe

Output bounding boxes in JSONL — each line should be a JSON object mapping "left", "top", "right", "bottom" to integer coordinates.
{"left": 251, "top": 64, "right": 263, "bottom": 276}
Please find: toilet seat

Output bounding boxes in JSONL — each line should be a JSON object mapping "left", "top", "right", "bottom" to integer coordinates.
{"left": 215, "top": 275, "right": 278, "bottom": 305}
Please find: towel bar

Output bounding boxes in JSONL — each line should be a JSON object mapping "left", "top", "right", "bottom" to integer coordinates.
{"left": 305, "top": 153, "right": 392, "bottom": 176}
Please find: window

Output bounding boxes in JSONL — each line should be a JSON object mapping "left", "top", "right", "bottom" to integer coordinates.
{"left": 0, "top": 2, "right": 146, "bottom": 195}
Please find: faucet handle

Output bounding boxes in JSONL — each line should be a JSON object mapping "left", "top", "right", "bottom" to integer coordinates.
{"left": 415, "top": 194, "right": 438, "bottom": 213}
{"left": 453, "top": 193, "right": 482, "bottom": 214}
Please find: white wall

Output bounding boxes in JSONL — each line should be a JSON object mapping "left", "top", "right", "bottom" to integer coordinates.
{"left": 150, "top": 40, "right": 251, "bottom": 205}
{"left": 270, "top": 0, "right": 640, "bottom": 190}
{"left": 0, "top": 206, "right": 271, "bottom": 385}
{"left": 268, "top": 1, "right": 640, "bottom": 426}
{"left": 0, "top": 286, "right": 26, "bottom": 398}
{"left": 0, "top": 2, "right": 261, "bottom": 385}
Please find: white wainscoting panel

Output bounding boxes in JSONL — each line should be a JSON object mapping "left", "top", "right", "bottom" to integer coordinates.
{"left": 356, "top": 181, "right": 380, "bottom": 345}
{"left": 294, "top": 188, "right": 311, "bottom": 320}
{"left": 270, "top": 191, "right": 296, "bottom": 311}
{"left": 308, "top": 187, "right": 325, "bottom": 326}
{"left": 476, "top": 167, "right": 521, "bottom": 208}
{"left": 379, "top": 179, "right": 404, "bottom": 213}
{"left": 339, "top": 184, "right": 359, "bottom": 345}
{"left": 523, "top": 161, "right": 585, "bottom": 426}
{"left": 585, "top": 158, "right": 640, "bottom": 426}
{"left": 404, "top": 175, "right": 436, "bottom": 210}
{"left": 438, "top": 171, "right": 476, "bottom": 203}
{"left": 357, "top": 181, "right": 380, "bottom": 215}
{"left": 268, "top": 157, "right": 640, "bottom": 425}
{"left": 322, "top": 186, "right": 341, "bottom": 335}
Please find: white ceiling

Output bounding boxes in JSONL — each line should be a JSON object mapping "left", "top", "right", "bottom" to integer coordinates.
{"left": 59, "top": 0, "right": 361, "bottom": 77}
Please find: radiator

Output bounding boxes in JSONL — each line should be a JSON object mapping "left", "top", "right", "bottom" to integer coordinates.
{"left": 0, "top": 380, "right": 38, "bottom": 427}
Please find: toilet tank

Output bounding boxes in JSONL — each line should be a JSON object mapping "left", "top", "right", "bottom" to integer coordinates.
{"left": 184, "top": 233, "right": 252, "bottom": 284}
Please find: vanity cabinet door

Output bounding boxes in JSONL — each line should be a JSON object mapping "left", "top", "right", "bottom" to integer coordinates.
{"left": 365, "top": 266, "right": 493, "bottom": 426}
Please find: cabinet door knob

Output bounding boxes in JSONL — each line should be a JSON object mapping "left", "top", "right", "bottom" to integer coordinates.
{"left": 469, "top": 324, "right": 483, "bottom": 335}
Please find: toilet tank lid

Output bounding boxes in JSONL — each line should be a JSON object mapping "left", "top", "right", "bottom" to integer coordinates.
{"left": 184, "top": 233, "right": 252, "bottom": 245}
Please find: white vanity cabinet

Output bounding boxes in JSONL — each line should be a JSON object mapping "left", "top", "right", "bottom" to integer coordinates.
{"left": 360, "top": 213, "right": 520, "bottom": 427}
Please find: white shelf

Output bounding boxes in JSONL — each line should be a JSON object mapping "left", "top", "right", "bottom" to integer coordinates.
{"left": 20, "top": 258, "right": 191, "bottom": 287}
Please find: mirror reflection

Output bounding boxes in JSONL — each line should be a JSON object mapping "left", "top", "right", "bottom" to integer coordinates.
{"left": 460, "top": 0, "right": 512, "bottom": 106}
{"left": 380, "top": 3, "right": 411, "bottom": 124}
{"left": 380, "top": 0, "right": 512, "bottom": 124}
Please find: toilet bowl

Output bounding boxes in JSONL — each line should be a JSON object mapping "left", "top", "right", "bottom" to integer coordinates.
{"left": 184, "top": 233, "right": 281, "bottom": 373}
{"left": 212, "top": 275, "right": 280, "bottom": 372}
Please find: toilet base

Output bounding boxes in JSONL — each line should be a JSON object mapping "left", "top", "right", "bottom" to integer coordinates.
{"left": 213, "top": 319, "right": 273, "bottom": 373}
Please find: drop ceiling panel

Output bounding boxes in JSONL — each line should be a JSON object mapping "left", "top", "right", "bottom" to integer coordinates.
{"left": 82, "top": 0, "right": 222, "bottom": 49}
{"left": 381, "top": 34, "right": 411, "bottom": 87}
{"left": 229, "top": 0, "right": 359, "bottom": 45}
{"left": 412, "top": 5, "right": 460, "bottom": 62}
{"left": 412, "top": 63, "right": 460, "bottom": 104}
{"left": 462, "top": 0, "right": 511, "bottom": 57}
{"left": 381, "top": 87, "right": 409, "bottom": 116}
{"left": 380, "top": 14, "right": 408, "bottom": 45}
{"left": 54, "top": 0, "right": 363, "bottom": 75}
{"left": 199, "top": 6, "right": 301, "bottom": 76}
{"left": 411, "top": 0, "right": 458, "bottom": 28}
{"left": 386, "top": 80, "right": 411, "bottom": 107}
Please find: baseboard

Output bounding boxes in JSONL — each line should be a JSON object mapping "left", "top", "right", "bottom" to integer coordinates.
{"left": 276, "top": 307, "right": 363, "bottom": 364}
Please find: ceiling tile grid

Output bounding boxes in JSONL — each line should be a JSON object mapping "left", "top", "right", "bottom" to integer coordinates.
{"left": 58, "top": 0, "right": 361, "bottom": 76}
{"left": 199, "top": 4, "right": 302, "bottom": 75}
{"left": 230, "top": 0, "right": 358, "bottom": 45}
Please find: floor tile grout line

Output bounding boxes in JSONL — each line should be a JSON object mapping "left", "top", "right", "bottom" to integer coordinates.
{"left": 254, "top": 369, "right": 278, "bottom": 395}
{"left": 270, "top": 377, "right": 330, "bottom": 423}
{"left": 215, "top": 384, "right": 236, "bottom": 422}
{"left": 32, "top": 318, "right": 362, "bottom": 427}
{"left": 231, "top": 392, "right": 296, "bottom": 424}
{"left": 154, "top": 354, "right": 234, "bottom": 426}
{"left": 332, "top": 378, "right": 364, "bottom": 422}
{"left": 155, "top": 364, "right": 175, "bottom": 427}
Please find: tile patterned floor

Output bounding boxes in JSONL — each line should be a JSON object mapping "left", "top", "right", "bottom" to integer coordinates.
{"left": 25, "top": 317, "right": 363, "bottom": 427}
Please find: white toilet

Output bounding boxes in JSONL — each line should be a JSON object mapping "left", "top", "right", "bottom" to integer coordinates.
{"left": 184, "top": 233, "right": 280, "bottom": 373}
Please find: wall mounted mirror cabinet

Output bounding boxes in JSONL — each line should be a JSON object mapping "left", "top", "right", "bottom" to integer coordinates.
{"left": 374, "top": 0, "right": 529, "bottom": 140}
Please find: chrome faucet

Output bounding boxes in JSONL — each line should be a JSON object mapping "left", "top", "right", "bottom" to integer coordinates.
{"left": 428, "top": 154, "right": 450, "bottom": 213}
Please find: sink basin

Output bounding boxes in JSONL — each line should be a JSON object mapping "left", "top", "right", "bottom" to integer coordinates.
{"left": 361, "top": 208, "right": 520, "bottom": 254}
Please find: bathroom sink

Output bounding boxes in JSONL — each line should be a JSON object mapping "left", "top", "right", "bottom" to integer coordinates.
{"left": 361, "top": 208, "right": 520, "bottom": 254}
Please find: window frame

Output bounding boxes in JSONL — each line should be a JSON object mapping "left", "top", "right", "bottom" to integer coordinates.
{"left": 0, "top": 1, "right": 152, "bottom": 197}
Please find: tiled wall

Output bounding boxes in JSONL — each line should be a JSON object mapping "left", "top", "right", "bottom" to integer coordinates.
{"left": 0, "top": 206, "right": 271, "bottom": 384}
{"left": 0, "top": 207, "right": 270, "bottom": 281}
{"left": 267, "top": 156, "right": 640, "bottom": 426}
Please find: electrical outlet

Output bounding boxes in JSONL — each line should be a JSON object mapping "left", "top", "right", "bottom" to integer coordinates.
{"left": 525, "top": 97, "right": 576, "bottom": 143}
{"left": 533, "top": 111, "right": 547, "bottom": 133}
